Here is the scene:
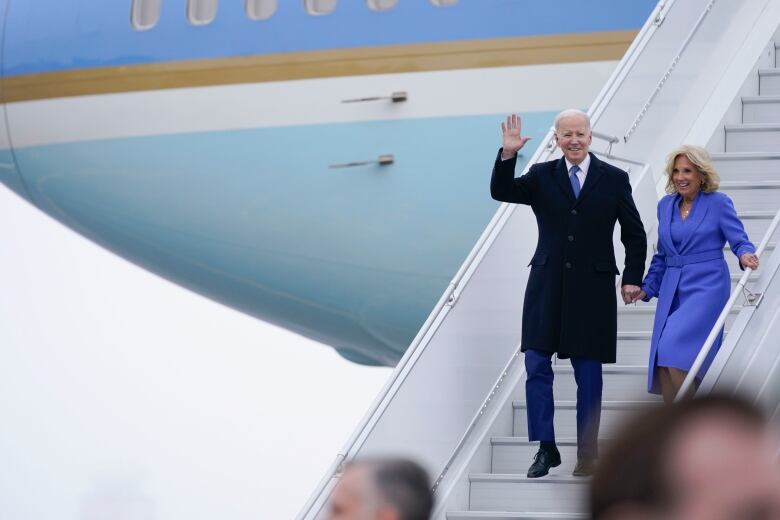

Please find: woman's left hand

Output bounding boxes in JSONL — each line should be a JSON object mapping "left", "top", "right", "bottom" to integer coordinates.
{"left": 740, "top": 253, "right": 759, "bottom": 270}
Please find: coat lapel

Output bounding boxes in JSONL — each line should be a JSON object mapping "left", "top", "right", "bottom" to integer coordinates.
{"left": 554, "top": 157, "right": 576, "bottom": 203}
{"left": 574, "top": 153, "right": 604, "bottom": 206}
{"left": 661, "top": 195, "right": 680, "bottom": 256}
{"left": 679, "top": 191, "right": 710, "bottom": 252}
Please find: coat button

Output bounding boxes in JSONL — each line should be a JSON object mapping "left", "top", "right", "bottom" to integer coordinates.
{"left": 568, "top": 235, "right": 574, "bottom": 241}
{"left": 565, "top": 262, "right": 572, "bottom": 269}
{"left": 571, "top": 209, "right": 577, "bottom": 215}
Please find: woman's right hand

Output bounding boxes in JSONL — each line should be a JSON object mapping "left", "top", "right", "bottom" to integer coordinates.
{"left": 500, "top": 114, "right": 532, "bottom": 159}
{"left": 633, "top": 290, "right": 647, "bottom": 303}
{"left": 740, "top": 253, "right": 759, "bottom": 270}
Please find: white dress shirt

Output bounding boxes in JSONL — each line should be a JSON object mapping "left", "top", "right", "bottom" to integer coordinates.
{"left": 565, "top": 154, "right": 589, "bottom": 189}
{"left": 501, "top": 149, "right": 590, "bottom": 189}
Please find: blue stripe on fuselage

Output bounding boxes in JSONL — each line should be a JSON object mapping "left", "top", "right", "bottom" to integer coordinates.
{"left": 4, "top": 0, "right": 656, "bottom": 76}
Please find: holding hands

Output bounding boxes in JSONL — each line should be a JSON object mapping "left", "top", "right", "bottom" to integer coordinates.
{"left": 621, "top": 284, "right": 644, "bottom": 305}
{"left": 740, "top": 253, "right": 759, "bottom": 270}
{"left": 501, "top": 114, "right": 532, "bottom": 160}
{"left": 623, "top": 252, "right": 759, "bottom": 305}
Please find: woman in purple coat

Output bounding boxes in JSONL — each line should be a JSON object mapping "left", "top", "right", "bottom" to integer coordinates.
{"left": 635, "top": 145, "right": 759, "bottom": 403}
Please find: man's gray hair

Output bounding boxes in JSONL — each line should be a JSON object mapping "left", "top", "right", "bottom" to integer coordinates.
{"left": 346, "top": 458, "right": 433, "bottom": 520}
{"left": 554, "top": 109, "right": 591, "bottom": 132}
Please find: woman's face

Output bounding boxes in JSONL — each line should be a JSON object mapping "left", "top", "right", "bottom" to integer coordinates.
{"left": 672, "top": 155, "right": 703, "bottom": 199}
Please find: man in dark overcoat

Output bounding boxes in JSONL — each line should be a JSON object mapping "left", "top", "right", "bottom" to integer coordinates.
{"left": 490, "top": 110, "right": 647, "bottom": 477}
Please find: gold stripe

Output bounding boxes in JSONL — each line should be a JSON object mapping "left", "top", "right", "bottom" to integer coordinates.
{"left": 3, "top": 30, "right": 636, "bottom": 103}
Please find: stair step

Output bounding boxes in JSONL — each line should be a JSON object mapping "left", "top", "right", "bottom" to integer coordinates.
{"left": 738, "top": 210, "right": 777, "bottom": 218}
{"left": 738, "top": 210, "right": 777, "bottom": 237}
{"left": 553, "top": 365, "right": 645, "bottom": 373}
{"left": 711, "top": 152, "right": 780, "bottom": 181}
{"left": 719, "top": 180, "right": 780, "bottom": 212}
{"left": 491, "top": 437, "right": 617, "bottom": 474}
{"left": 720, "top": 180, "right": 780, "bottom": 189}
{"left": 512, "top": 401, "right": 659, "bottom": 437}
{"left": 725, "top": 123, "right": 780, "bottom": 153}
{"left": 448, "top": 512, "right": 586, "bottom": 519}
{"left": 616, "top": 307, "right": 657, "bottom": 331}
{"left": 491, "top": 437, "right": 610, "bottom": 446}
{"left": 616, "top": 331, "right": 651, "bottom": 340}
{"left": 725, "top": 242, "right": 775, "bottom": 251}
{"left": 759, "top": 69, "right": 780, "bottom": 96}
{"left": 547, "top": 365, "right": 650, "bottom": 402}
{"left": 742, "top": 95, "right": 780, "bottom": 123}
{"left": 614, "top": 331, "right": 652, "bottom": 364}
{"left": 618, "top": 305, "right": 740, "bottom": 330}
{"left": 469, "top": 474, "right": 587, "bottom": 513}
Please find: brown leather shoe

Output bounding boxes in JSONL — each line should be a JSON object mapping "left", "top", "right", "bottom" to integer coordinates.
{"left": 572, "top": 458, "right": 595, "bottom": 477}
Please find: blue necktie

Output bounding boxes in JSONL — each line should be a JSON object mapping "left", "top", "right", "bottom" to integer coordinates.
{"left": 570, "top": 165, "right": 581, "bottom": 198}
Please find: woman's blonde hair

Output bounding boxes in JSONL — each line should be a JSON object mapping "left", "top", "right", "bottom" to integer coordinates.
{"left": 664, "top": 144, "right": 720, "bottom": 194}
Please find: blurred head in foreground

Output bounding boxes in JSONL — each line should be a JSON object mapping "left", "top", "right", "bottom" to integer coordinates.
{"left": 325, "top": 457, "right": 433, "bottom": 520}
{"left": 590, "top": 394, "right": 780, "bottom": 520}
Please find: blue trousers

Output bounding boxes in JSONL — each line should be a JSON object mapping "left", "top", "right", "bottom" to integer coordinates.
{"left": 524, "top": 349, "right": 603, "bottom": 459}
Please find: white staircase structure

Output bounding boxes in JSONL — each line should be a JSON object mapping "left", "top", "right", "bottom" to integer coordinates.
{"left": 299, "top": 2, "right": 780, "bottom": 519}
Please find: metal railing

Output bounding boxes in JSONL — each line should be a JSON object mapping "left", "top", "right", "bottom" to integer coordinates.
{"left": 624, "top": 0, "right": 716, "bottom": 143}
{"left": 588, "top": 0, "right": 672, "bottom": 126}
{"left": 675, "top": 207, "right": 780, "bottom": 402}
{"left": 430, "top": 344, "right": 525, "bottom": 492}
{"left": 298, "top": 1, "right": 674, "bottom": 516}
{"left": 295, "top": 274, "right": 462, "bottom": 518}
{"left": 592, "top": 130, "right": 620, "bottom": 155}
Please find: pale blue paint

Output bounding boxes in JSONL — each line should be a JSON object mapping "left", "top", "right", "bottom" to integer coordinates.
{"left": 11, "top": 112, "right": 555, "bottom": 364}
{"left": 0, "top": 150, "right": 27, "bottom": 201}
{"left": 3, "top": 0, "right": 657, "bottom": 75}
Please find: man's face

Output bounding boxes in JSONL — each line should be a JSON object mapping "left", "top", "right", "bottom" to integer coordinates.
{"left": 667, "top": 417, "right": 780, "bottom": 520}
{"left": 325, "top": 467, "right": 398, "bottom": 520}
{"left": 326, "top": 468, "right": 371, "bottom": 520}
{"left": 555, "top": 115, "right": 592, "bottom": 165}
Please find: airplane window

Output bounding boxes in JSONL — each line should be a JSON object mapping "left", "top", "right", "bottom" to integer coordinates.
{"left": 304, "top": 0, "right": 336, "bottom": 16}
{"left": 130, "top": 0, "right": 161, "bottom": 30}
{"left": 367, "top": 0, "right": 398, "bottom": 11}
{"left": 431, "top": 0, "right": 458, "bottom": 6}
{"left": 246, "top": 0, "right": 277, "bottom": 20}
{"left": 188, "top": 0, "right": 218, "bottom": 25}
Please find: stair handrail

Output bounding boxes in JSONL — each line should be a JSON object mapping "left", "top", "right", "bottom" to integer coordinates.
{"left": 430, "top": 342, "right": 525, "bottom": 493}
{"left": 297, "top": 2, "right": 672, "bottom": 517}
{"left": 676, "top": 207, "right": 780, "bottom": 402}
{"left": 623, "top": 0, "right": 715, "bottom": 143}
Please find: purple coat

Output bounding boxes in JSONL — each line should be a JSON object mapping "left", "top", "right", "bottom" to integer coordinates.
{"left": 641, "top": 191, "right": 755, "bottom": 394}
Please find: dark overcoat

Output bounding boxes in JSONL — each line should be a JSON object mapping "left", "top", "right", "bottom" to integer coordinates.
{"left": 490, "top": 150, "right": 647, "bottom": 363}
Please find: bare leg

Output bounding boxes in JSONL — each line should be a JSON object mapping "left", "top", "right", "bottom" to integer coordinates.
{"left": 668, "top": 367, "right": 696, "bottom": 401}
{"left": 657, "top": 367, "right": 676, "bottom": 404}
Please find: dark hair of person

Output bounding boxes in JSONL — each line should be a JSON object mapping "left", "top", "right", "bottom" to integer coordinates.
{"left": 590, "top": 394, "right": 766, "bottom": 520}
{"left": 346, "top": 458, "right": 433, "bottom": 520}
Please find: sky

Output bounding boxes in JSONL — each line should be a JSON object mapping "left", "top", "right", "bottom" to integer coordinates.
{"left": 0, "top": 184, "right": 392, "bottom": 519}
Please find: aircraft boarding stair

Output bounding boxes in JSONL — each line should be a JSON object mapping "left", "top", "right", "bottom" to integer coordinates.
{"left": 299, "top": 2, "right": 780, "bottom": 519}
